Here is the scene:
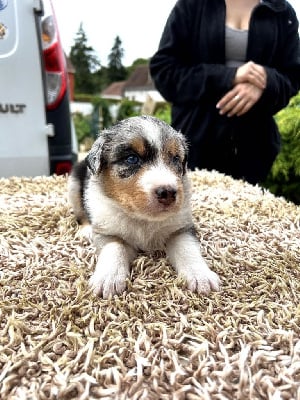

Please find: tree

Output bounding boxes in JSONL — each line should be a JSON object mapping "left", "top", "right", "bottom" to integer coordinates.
{"left": 69, "top": 23, "right": 100, "bottom": 94}
{"left": 107, "top": 36, "right": 128, "bottom": 83}
{"left": 92, "top": 66, "right": 109, "bottom": 93}
{"left": 127, "top": 58, "right": 149, "bottom": 75}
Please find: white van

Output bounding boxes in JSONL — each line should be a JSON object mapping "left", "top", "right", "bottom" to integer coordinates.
{"left": 0, "top": 0, "right": 77, "bottom": 178}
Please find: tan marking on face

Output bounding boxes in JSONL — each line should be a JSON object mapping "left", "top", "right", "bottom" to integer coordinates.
{"left": 102, "top": 167, "right": 150, "bottom": 213}
{"left": 162, "top": 137, "right": 186, "bottom": 172}
{"left": 165, "top": 137, "right": 185, "bottom": 158}
{"left": 100, "top": 136, "right": 150, "bottom": 215}
{"left": 129, "top": 137, "right": 147, "bottom": 157}
{"left": 101, "top": 164, "right": 184, "bottom": 220}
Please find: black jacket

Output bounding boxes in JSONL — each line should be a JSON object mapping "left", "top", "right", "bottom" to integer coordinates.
{"left": 150, "top": 0, "right": 300, "bottom": 183}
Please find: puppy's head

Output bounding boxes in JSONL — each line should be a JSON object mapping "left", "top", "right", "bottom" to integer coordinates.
{"left": 86, "top": 115, "right": 189, "bottom": 221}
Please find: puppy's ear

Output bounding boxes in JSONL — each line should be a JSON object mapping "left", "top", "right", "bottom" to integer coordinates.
{"left": 85, "top": 138, "right": 105, "bottom": 174}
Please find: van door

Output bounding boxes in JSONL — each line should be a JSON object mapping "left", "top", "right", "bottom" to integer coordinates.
{"left": 0, "top": 0, "right": 51, "bottom": 177}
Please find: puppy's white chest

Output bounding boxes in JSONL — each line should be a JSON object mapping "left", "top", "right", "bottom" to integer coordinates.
{"left": 94, "top": 214, "right": 171, "bottom": 251}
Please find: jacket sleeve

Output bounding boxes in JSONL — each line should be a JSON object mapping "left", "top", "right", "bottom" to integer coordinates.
{"left": 261, "top": 5, "right": 300, "bottom": 114}
{"left": 149, "top": 0, "right": 236, "bottom": 104}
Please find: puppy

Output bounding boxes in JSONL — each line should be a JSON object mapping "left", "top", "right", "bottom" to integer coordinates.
{"left": 68, "top": 115, "right": 220, "bottom": 298}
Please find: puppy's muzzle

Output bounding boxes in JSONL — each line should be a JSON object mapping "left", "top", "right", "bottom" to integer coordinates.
{"left": 155, "top": 186, "right": 177, "bottom": 206}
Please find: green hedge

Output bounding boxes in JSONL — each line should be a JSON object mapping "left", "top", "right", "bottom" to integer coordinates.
{"left": 263, "top": 93, "right": 300, "bottom": 204}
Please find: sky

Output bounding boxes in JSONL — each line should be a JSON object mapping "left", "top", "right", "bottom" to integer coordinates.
{"left": 51, "top": 0, "right": 178, "bottom": 66}
{"left": 51, "top": 0, "right": 300, "bottom": 67}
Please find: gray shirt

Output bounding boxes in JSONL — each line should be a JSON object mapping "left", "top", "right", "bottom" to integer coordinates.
{"left": 225, "top": 25, "right": 248, "bottom": 67}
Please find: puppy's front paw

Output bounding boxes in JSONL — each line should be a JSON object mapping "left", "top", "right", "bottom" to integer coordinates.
{"left": 182, "top": 266, "right": 221, "bottom": 294}
{"left": 76, "top": 224, "right": 93, "bottom": 241}
{"left": 89, "top": 266, "right": 128, "bottom": 299}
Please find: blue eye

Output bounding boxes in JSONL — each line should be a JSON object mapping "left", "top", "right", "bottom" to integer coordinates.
{"left": 172, "top": 155, "right": 180, "bottom": 164}
{"left": 126, "top": 154, "right": 140, "bottom": 165}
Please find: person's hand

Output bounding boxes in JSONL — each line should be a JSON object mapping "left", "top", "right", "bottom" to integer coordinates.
{"left": 216, "top": 82, "right": 263, "bottom": 117}
{"left": 234, "top": 61, "right": 266, "bottom": 90}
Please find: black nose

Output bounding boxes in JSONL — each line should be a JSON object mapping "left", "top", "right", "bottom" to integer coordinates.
{"left": 155, "top": 186, "right": 177, "bottom": 205}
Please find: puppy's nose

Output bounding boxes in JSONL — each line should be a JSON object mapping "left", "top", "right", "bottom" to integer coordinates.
{"left": 155, "top": 186, "right": 177, "bottom": 205}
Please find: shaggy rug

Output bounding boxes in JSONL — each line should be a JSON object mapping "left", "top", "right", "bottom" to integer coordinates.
{"left": 0, "top": 170, "right": 299, "bottom": 400}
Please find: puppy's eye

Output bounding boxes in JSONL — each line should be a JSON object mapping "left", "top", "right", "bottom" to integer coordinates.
{"left": 126, "top": 154, "right": 140, "bottom": 165}
{"left": 172, "top": 155, "right": 181, "bottom": 164}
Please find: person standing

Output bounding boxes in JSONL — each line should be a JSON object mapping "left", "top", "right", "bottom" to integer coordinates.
{"left": 150, "top": 0, "right": 300, "bottom": 184}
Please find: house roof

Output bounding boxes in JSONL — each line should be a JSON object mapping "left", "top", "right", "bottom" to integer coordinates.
{"left": 101, "top": 81, "right": 126, "bottom": 99}
{"left": 100, "top": 64, "right": 165, "bottom": 103}
{"left": 124, "top": 65, "right": 154, "bottom": 90}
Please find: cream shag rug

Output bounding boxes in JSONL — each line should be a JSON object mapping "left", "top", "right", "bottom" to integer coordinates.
{"left": 0, "top": 170, "right": 300, "bottom": 400}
